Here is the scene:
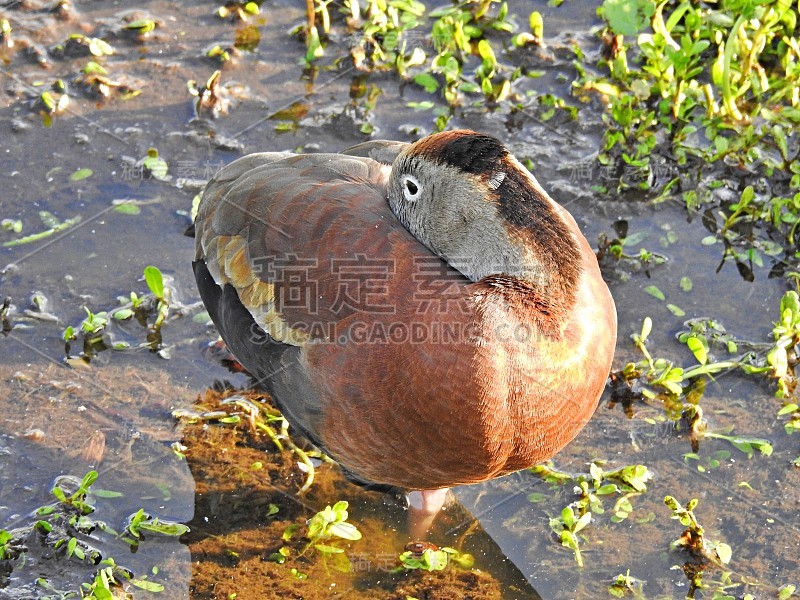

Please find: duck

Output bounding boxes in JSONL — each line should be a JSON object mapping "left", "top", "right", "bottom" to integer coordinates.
{"left": 192, "top": 130, "right": 617, "bottom": 537}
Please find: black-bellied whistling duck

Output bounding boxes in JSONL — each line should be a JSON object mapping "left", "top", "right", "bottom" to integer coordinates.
{"left": 192, "top": 130, "right": 617, "bottom": 538}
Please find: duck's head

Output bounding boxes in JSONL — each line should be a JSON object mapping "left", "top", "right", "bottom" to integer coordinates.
{"left": 387, "top": 130, "right": 583, "bottom": 299}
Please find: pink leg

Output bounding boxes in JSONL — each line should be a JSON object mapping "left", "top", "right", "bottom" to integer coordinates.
{"left": 406, "top": 488, "right": 450, "bottom": 540}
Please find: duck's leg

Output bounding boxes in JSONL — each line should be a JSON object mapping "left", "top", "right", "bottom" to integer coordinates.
{"left": 406, "top": 488, "right": 450, "bottom": 540}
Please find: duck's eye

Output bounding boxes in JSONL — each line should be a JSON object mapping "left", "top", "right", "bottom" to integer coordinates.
{"left": 402, "top": 175, "right": 421, "bottom": 202}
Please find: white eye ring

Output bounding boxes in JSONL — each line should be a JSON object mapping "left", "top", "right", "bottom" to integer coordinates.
{"left": 402, "top": 174, "right": 421, "bottom": 202}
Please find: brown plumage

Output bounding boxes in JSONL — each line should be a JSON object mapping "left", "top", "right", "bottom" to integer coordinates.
{"left": 193, "top": 130, "right": 616, "bottom": 528}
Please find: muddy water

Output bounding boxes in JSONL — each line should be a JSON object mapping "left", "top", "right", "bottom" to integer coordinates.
{"left": 1, "top": 0, "right": 798, "bottom": 598}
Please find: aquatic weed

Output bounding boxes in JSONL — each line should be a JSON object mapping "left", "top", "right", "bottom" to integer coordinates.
{"left": 531, "top": 461, "right": 653, "bottom": 566}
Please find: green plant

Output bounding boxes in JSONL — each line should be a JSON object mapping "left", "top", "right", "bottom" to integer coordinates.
{"left": 2, "top": 470, "right": 181, "bottom": 597}
{"left": 63, "top": 265, "right": 174, "bottom": 360}
{"left": 575, "top": 0, "right": 800, "bottom": 290}
{"left": 684, "top": 292, "right": 800, "bottom": 435}
{"left": 3, "top": 210, "right": 81, "bottom": 248}
{"left": 532, "top": 461, "right": 653, "bottom": 566}
{"left": 79, "top": 307, "right": 109, "bottom": 336}
{"left": 608, "top": 569, "right": 645, "bottom": 598}
{"left": 121, "top": 509, "right": 190, "bottom": 550}
{"left": 597, "top": 229, "right": 668, "bottom": 270}
{"left": 426, "top": 1, "right": 518, "bottom": 104}
{"left": 175, "top": 392, "right": 323, "bottom": 492}
{"left": 305, "top": 500, "right": 362, "bottom": 552}
{"left": 397, "top": 544, "right": 473, "bottom": 571}
{"left": 665, "top": 495, "right": 732, "bottom": 565}
{"left": 268, "top": 501, "right": 363, "bottom": 572}
{"left": 294, "top": 0, "right": 526, "bottom": 114}
{"left": 621, "top": 290, "right": 800, "bottom": 415}
{"left": 216, "top": 1, "right": 261, "bottom": 20}
{"left": 0, "top": 529, "right": 12, "bottom": 560}
{"left": 549, "top": 504, "right": 592, "bottom": 567}
{"left": 79, "top": 558, "right": 135, "bottom": 599}
{"left": 664, "top": 496, "right": 734, "bottom": 596}
{"left": 348, "top": 0, "right": 427, "bottom": 73}
{"left": 49, "top": 469, "right": 99, "bottom": 517}
{"left": 143, "top": 265, "right": 170, "bottom": 329}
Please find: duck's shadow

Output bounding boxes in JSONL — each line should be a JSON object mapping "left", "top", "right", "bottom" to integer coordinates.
{"left": 178, "top": 384, "right": 542, "bottom": 599}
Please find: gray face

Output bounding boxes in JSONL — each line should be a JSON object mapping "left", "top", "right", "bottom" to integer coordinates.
{"left": 387, "top": 152, "right": 530, "bottom": 283}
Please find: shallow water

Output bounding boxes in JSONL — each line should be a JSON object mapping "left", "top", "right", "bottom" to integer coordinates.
{"left": 1, "top": 0, "right": 798, "bottom": 598}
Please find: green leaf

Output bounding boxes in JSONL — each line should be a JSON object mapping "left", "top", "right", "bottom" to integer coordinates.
{"left": 314, "top": 543, "right": 345, "bottom": 554}
{"left": 477, "top": 40, "right": 497, "bottom": 67}
{"left": 114, "top": 202, "right": 141, "bottom": 215}
{"left": 1, "top": 218, "right": 22, "bottom": 233}
{"left": 686, "top": 336, "right": 708, "bottom": 364}
{"left": 328, "top": 521, "right": 362, "bottom": 541}
{"left": 88, "top": 37, "right": 114, "bottom": 56}
{"left": 35, "top": 520, "right": 53, "bottom": 532}
{"left": 79, "top": 470, "right": 98, "bottom": 490}
{"left": 39, "top": 211, "right": 60, "bottom": 228}
{"left": 599, "top": 0, "right": 655, "bottom": 36}
{"left": 589, "top": 462, "right": 604, "bottom": 482}
{"left": 768, "top": 346, "right": 788, "bottom": 378}
{"left": 605, "top": 464, "right": 652, "bottom": 492}
{"left": 144, "top": 265, "right": 164, "bottom": 299}
{"left": 529, "top": 11, "right": 544, "bottom": 38}
{"left": 640, "top": 316, "right": 652, "bottom": 340}
{"left": 621, "top": 231, "right": 648, "bottom": 246}
{"left": 83, "top": 61, "right": 108, "bottom": 75}
{"left": 715, "top": 542, "right": 732, "bottom": 564}
{"left": 680, "top": 276, "right": 693, "bottom": 292}
{"left": 306, "top": 25, "right": 324, "bottom": 61}
{"left": 666, "top": 303, "right": 685, "bottom": 316}
{"left": 740, "top": 185, "right": 755, "bottom": 205}
{"left": 138, "top": 521, "right": 190, "bottom": 536}
{"left": 561, "top": 506, "right": 575, "bottom": 528}
{"left": 143, "top": 148, "right": 168, "bottom": 179}
{"left": 644, "top": 285, "right": 665, "bottom": 301}
{"left": 70, "top": 168, "right": 93, "bottom": 182}
{"left": 407, "top": 100, "right": 435, "bottom": 111}
{"left": 91, "top": 488, "right": 123, "bottom": 498}
{"left": 131, "top": 579, "right": 165, "bottom": 592}
{"left": 573, "top": 512, "right": 592, "bottom": 533}
{"left": 124, "top": 19, "right": 157, "bottom": 33}
{"left": 780, "top": 291, "right": 800, "bottom": 319}
{"left": 93, "top": 587, "right": 114, "bottom": 600}
{"left": 413, "top": 72, "right": 439, "bottom": 93}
